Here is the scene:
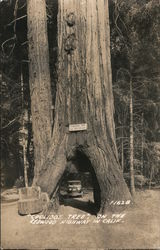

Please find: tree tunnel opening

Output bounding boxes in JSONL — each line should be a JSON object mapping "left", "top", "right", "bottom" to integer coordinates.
{"left": 59, "top": 149, "right": 101, "bottom": 215}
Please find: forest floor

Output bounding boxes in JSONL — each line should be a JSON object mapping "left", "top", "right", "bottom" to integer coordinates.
{"left": 1, "top": 189, "right": 160, "bottom": 249}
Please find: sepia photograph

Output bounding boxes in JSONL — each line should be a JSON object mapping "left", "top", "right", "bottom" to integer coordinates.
{"left": 1, "top": 0, "right": 160, "bottom": 249}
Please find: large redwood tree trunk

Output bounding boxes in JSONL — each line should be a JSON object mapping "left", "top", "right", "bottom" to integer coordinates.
{"left": 27, "top": 0, "right": 53, "bottom": 180}
{"left": 36, "top": 0, "right": 131, "bottom": 214}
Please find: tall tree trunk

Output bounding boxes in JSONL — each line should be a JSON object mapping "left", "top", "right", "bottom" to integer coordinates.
{"left": 141, "top": 112, "right": 144, "bottom": 175}
{"left": 36, "top": 0, "right": 131, "bottom": 214}
{"left": 20, "top": 70, "right": 28, "bottom": 187}
{"left": 129, "top": 79, "right": 135, "bottom": 196}
{"left": 27, "top": 0, "right": 53, "bottom": 180}
{"left": 121, "top": 112, "right": 124, "bottom": 171}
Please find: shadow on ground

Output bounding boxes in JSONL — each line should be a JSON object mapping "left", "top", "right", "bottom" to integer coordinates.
{"left": 60, "top": 194, "right": 97, "bottom": 215}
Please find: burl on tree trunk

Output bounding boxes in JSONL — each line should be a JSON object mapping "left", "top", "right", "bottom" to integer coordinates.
{"left": 32, "top": 0, "right": 131, "bottom": 214}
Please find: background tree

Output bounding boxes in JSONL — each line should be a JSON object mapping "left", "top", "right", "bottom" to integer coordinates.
{"left": 0, "top": 0, "right": 33, "bottom": 187}
{"left": 110, "top": 0, "right": 160, "bottom": 187}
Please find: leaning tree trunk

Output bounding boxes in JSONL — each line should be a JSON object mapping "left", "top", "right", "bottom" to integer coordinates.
{"left": 27, "top": 0, "right": 53, "bottom": 180}
{"left": 36, "top": 0, "right": 131, "bottom": 214}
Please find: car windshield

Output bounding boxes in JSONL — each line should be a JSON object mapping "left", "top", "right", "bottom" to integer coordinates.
{"left": 68, "top": 181, "right": 81, "bottom": 185}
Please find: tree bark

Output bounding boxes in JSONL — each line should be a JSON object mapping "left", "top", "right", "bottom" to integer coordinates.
{"left": 27, "top": 0, "right": 53, "bottom": 180}
{"left": 36, "top": 0, "right": 131, "bottom": 214}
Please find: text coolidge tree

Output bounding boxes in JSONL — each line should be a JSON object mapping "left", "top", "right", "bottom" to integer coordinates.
{"left": 28, "top": 0, "right": 131, "bottom": 214}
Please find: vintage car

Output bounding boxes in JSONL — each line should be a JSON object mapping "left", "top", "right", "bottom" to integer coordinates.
{"left": 67, "top": 180, "right": 83, "bottom": 197}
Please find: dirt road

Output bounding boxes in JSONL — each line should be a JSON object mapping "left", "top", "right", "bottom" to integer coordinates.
{"left": 1, "top": 190, "right": 160, "bottom": 249}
